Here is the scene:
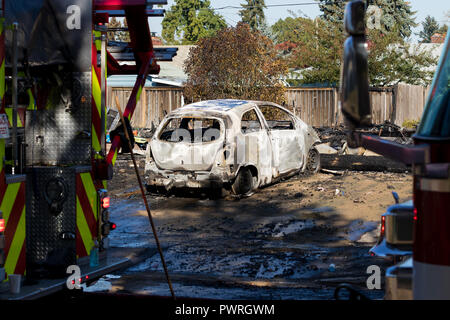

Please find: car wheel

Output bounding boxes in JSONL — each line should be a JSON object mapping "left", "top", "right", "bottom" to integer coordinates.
{"left": 231, "top": 167, "right": 254, "bottom": 195}
{"left": 305, "top": 147, "right": 321, "bottom": 174}
{"left": 208, "top": 187, "right": 223, "bottom": 199}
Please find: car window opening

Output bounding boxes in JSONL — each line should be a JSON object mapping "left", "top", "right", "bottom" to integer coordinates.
{"left": 259, "top": 105, "right": 294, "bottom": 130}
{"left": 159, "top": 117, "right": 222, "bottom": 143}
{"left": 241, "top": 109, "right": 262, "bottom": 134}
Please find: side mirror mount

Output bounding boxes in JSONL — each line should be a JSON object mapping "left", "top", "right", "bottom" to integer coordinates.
{"left": 340, "top": 0, "right": 371, "bottom": 136}
{"left": 338, "top": 1, "right": 430, "bottom": 165}
{"left": 392, "top": 191, "right": 400, "bottom": 204}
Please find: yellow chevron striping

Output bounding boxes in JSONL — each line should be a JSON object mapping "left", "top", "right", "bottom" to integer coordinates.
{"left": 80, "top": 172, "right": 98, "bottom": 220}
{"left": 0, "top": 183, "right": 20, "bottom": 221}
{"left": 76, "top": 196, "right": 93, "bottom": 257}
{"left": 5, "top": 108, "right": 23, "bottom": 127}
{"left": 92, "top": 123, "right": 101, "bottom": 156}
{"left": 92, "top": 66, "right": 102, "bottom": 115}
{"left": 4, "top": 207, "right": 25, "bottom": 277}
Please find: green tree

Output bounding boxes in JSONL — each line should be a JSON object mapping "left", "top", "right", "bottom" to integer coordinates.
{"left": 439, "top": 24, "right": 448, "bottom": 34}
{"left": 281, "top": 18, "right": 345, "bottom": 85}
{"left": 316, "top": 0, "right": 417, "bottom": 38}
{"left": 272, "top": 16, "right": 311, "bottom": 44}
{"left": 418, "top": 16, "right": 440, "bottom": 43}
{"left": 272, "top": 14, "right": 437, "bottom": 87}
{"left": 162, "top": 0, "right": 226, "bottom": 44}
{"left": 316, "top": 0, "right": 345, "bottom": 26}
{"left": 367, "top": 27, "right": 437, "bottom": 86}
{"left": 239, "top": 0, "right": 267, "bottom": 31}
{"left": 183, "top": 22, "right": 287, "bottom": 104}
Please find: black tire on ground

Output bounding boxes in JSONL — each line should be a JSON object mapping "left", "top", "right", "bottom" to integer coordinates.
{"left": 305, "top": 147, "right": 321, "bottom": 174}
{"left": 208, "top": 187, "right": 223, "bottom": 199}
{"left": 145, "top": 184, "right": 157, "bottom": 194}
{"left": 146, "top": 184, "right": 166, "bottom": 195}
{"left": 231, "top": 167, "right": 254, "bottom": 195}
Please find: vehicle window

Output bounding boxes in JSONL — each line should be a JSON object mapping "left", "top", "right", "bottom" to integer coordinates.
{"left": 241, "top": 109, "right": 262, "bottom": 134}
{"left": 158, "top": 117, "right": 222, "bottom": 143}
{"left": 258, "top": 105, "right": 294, "bottom": 130}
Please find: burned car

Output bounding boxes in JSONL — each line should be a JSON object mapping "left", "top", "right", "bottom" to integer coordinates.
{"left": 145, "top": 99, "right": 321, "bottom": 195}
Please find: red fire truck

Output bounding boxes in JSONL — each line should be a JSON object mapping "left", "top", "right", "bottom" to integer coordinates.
{"left": 0, "top": 0, "right": 171, "bottom": 299}
{"left": 341, "top": 1, "right": 450, "bottom": 299}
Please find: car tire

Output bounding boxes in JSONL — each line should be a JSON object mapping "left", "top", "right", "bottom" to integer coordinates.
{"left": 208, "top": 187, "right": 223, "bottom": 199}
{"left": 231, "top": 167, "right": 254, "bottom": 195}
{"left": 305, "top": 147, "right": 321, "bottom": 174}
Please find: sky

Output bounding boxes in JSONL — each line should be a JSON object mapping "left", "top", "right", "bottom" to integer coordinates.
{"left": 147, "top": 0, "right": 450, "bottom": 42}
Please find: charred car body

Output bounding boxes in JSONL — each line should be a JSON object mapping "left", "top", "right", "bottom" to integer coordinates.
{"left": 145, "top": 99, "right": 321, "bottom": 195}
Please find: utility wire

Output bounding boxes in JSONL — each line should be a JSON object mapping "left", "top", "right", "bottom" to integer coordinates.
{"left": 214, "top": 2, "right": 319, "bottom": 10}
{"left": 164, "top": 1, "right": 346, "bottom": 13}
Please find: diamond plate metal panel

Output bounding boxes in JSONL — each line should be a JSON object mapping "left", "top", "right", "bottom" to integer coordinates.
{"left": 26, "top": 167, "right": 77, "bottom": 273}
{"left": 26, "top": 72, "right": 92, "bottom": 165}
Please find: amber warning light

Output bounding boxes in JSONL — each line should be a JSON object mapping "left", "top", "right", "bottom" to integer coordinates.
{"left": 102, "top": 197, "right": 110, "bottom": 209}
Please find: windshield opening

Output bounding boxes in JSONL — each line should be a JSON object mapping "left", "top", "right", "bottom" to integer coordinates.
{"left": 158, "top": 117, "right": 222, "bottom": 143}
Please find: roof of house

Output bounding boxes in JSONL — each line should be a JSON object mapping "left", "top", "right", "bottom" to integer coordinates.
{"left": 151, "top": 45, "right": 193, "bottom": 86}
{"left": 108, "top": 45, "right": 193, "bottom": 88}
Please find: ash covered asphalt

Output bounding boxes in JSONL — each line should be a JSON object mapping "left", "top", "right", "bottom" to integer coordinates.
{"left": 85, "top": 154, "right": 412, "bottom": 300}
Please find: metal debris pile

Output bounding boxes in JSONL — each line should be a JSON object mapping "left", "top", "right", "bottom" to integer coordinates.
{"left": 315, "top": 122, "right": 415, "bottom": 156}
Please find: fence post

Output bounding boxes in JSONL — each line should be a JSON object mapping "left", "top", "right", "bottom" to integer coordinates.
{"left": 333, "top": 87, "right": 340, "bottom": 128}
{"left": 391, "top": 84, "right": 398, "bottom": 125}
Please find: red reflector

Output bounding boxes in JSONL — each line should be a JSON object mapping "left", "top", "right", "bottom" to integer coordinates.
{"left": 102, "top": 197, "right": 110, "bottom": 209}
{"left": 111, "top": 223, "right": 117, "bottom": 230}
{"left": 0, "top": 219, "right": 5, "bottom": 233}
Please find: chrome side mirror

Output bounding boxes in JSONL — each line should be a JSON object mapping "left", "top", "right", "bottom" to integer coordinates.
{"left": 340, "top": 0, "right": 371, "bottom": 129}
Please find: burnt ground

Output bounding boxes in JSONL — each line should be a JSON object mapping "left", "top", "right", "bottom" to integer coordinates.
{"left": 92, "top": 153, "right": 413, "bottom": 300}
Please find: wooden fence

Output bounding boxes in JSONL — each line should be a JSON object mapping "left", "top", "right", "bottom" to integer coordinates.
{"left": 108, "top": 87, "right": 184, "bottom": 129}
{"left": 284, "top": 87, "right": 339, "bottom": 127}
{"left": 284, "top": 84, "right": 429, "bottom": 127}
{"left": 108, "top": 83, "right": 429, "bottom": 129}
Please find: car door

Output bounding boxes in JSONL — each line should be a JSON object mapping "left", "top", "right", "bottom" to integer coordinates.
{"left": 257, "top": 105, "right": 303, "bottom": 176}
{"left": 238, "top": 108, "right": 272, "bottom": 186}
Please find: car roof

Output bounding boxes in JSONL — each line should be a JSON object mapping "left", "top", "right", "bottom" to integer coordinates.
{"left": 176, "top": 99, "right": 256, "bottom": 113}
{"left": 168, "top": 99, "right": 292, "bottom": 120}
